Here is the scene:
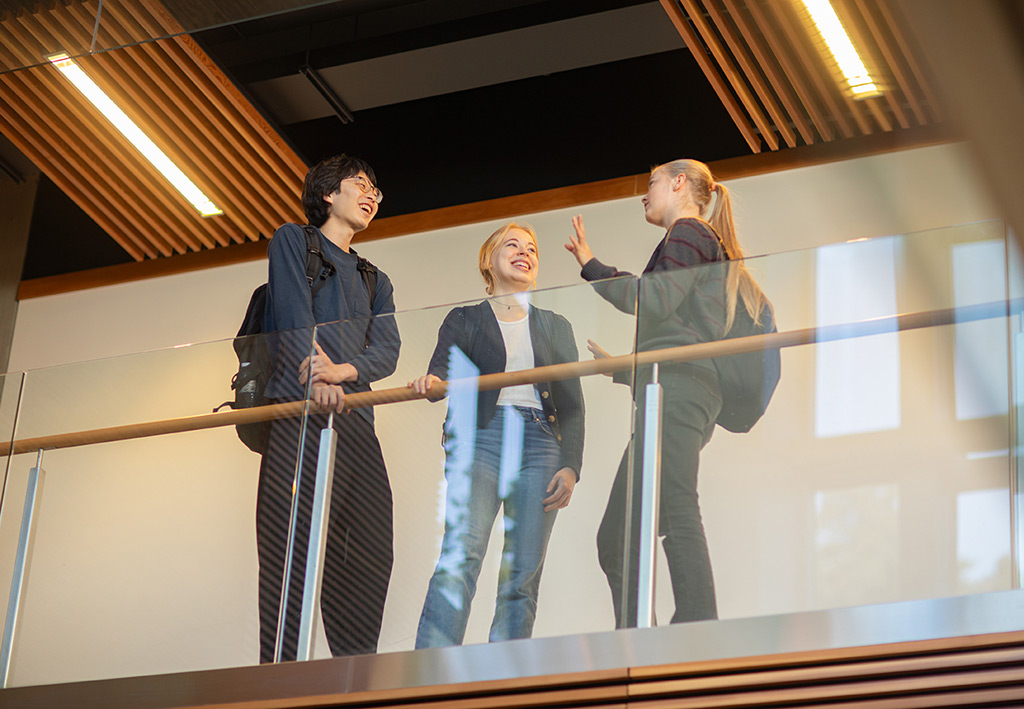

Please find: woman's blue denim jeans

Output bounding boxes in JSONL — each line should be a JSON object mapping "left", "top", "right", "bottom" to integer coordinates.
{"left": 416, "top": 405, "right": 562, "bottom": 647}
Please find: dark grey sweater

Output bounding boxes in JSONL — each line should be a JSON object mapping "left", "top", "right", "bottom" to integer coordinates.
{"left": 581, "top": 218, "right": 727, "bottom": 374}
{"left": 264, "top": 223, "right": 400, "bottom": 423}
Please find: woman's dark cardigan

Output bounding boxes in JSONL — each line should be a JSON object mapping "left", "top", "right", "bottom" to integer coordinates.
{"left": 426, "top": 302, "right": 585, "bottom": 479}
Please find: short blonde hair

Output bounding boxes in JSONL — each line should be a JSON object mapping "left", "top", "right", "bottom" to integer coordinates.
{"left": 478, "top": 221, "right": 539, "bottom": 295}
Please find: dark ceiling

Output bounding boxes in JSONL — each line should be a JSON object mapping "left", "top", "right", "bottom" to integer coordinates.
{"left": 14, "top": 0, "right": 750, "bottom": 281}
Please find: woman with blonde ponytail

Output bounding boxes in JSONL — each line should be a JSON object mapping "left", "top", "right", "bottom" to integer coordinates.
{"left": 566, "top": 158, "right": 767, "bottom": 628}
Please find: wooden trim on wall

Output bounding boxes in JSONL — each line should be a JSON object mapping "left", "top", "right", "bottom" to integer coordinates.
{"left": 17, "top": 124, "right": 957, "bottom": 300}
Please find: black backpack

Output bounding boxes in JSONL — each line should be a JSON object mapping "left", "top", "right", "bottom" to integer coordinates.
{"left": 217, "top": 225, "right": 377, "bottom": 453}
{"left": 712, "top": 295, "right": 781, "bottom": 433}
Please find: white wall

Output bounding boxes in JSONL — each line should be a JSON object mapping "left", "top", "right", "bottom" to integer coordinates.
{"left": 0, "top": 143, "right": 1012, "bottom": 686}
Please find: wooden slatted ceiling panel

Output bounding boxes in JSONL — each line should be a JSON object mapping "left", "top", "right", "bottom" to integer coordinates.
{"left": 0, "top": 0, "right": 305, "bottom": 261}
{"left": 659, "top": 0, "right": 943, "bottom": 153}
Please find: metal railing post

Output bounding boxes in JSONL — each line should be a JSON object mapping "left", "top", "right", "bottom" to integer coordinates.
{"left": 1, "top": 451, "right": 45, "bottom": 688}
{"left": 637, "top": 364, "right": 663, "bottom": 629}
{"left": 296, "top": 413, "right": 337, "bottom": 661}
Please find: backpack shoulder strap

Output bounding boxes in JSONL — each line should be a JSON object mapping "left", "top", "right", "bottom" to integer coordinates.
{"left": 356, "top": 257, "right": 378, "bottom": 349}
{"left": 356, "top": 256, "right": 378, "bottom": 311}
{"left": 301, "top": 225, "right": 336, "bottom": 298}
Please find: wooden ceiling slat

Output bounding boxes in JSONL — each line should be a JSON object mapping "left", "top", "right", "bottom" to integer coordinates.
{"left": 57, "top": 9, "right": 232, "bottom": 251}
{"left": 872, "top": 0, "right": 943, "bottom": 124}
{"left": 841, "top": 90, "right": 876, "bottom": 135}
{"left": 679, "top": 0, "right": 779, "bottom": 151}
{"left": 151, "top": 41, "right": 298, "bottom": 226}
{"left": 98, "top": 0, "right": 299, "bottom": 235}
{"left": 745, "top": 0, "right": 834, "bottom": 142}
{"left": 93, "top": 55, "right": 254, "bottom": 246}
{"left": 863, "top": 97, "right": 893, "bottom": 132}
{"left": 115, "top": 0, "right": 306, "bottom": 188}
{"left": 66, "top": 0, "right": 115, "bottom": 50}
{"left": 23, "top": 6, "right": 238, "bottom": 254}
{"left": 80, "top": 7, "right": 255, "bottom": 247}
{"left": 162, "top": 36, "right": 306, "bottom": 211}
{"left": 826, "top": 0, "right": 897, "bottom": 134}
{"left": 176, "top": 33, "right": 309, "bottom": 186}
{"left": 721, "top": 0, "right": 815, "bottom": 145}
{"left": 705, "top": 0, "right": 797, "bottom": 148}
{"left": 129, "top": 38, "right": 295, "bottom": 229}
{"left": 26, "top": 6, "right": 89, "bottom": 57}
{"left": 19, "top": 23, "right": 228, "bottom": 254}
{"left": 98, "top": 45, "right": 266, "bottom": 242}
{"left": 770, "top": 0, "right": 858, "bottom": 139}
{"left": 21, "top": 61, "right": 210, "bottom": 253}
{"left": 854, "top": 0, "right": 922, "bottom": 126}
{"left": 658, "top": 0, "right": 763, "bottom": 153}
{"left": 0, "top": 81, "right": 154, "bottom": 260}
{"left": 13, "top": 11, "right": 62, "bottom": 58}
{"left": 136, "top": 42, "right": 282, "bottom": 232}
{"left": 845, "top": 0, "right": 911, "bottom": 129}
{"left": 4, "top": 84, "right": 180, "bottom": 258}
{"left": 0, "top": 33, "right": 177, "bottom": 260}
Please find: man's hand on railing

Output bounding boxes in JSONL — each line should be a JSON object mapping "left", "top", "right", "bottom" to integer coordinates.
{"left": 543, "top": 467, "right": 576, "bottom": 511}
{"left": 407, "top": 373, "right": 445, "bottom": 401}
{"left": 310, "top": 381, "right": 347, "bottom": 414}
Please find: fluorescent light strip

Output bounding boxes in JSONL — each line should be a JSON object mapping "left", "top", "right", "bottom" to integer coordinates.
{"left": 799, "top": 0, "right": 880, "bottom": 98}
{"left": 48, "top": 53, "right": 223, "bottom": 217}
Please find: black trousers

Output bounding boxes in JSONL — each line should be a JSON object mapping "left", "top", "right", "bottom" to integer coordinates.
{"left": 597, "top": 364, "right": 721, "bottom": 628}
{"left": 256, "top": 408, "right": 394, "bottom": 663}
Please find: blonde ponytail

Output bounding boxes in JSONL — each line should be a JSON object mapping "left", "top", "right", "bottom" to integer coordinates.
{"left": 656, "top": 160, "right": 768, "bottom": 333}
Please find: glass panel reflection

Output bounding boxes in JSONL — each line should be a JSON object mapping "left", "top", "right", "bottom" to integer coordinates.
{"left": 0, "top": 219, "right": 1018, "bottom": 691}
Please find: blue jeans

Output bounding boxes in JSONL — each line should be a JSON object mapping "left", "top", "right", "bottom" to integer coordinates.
{"left": 416, "top": 405, "right": 562, "bottom": 647}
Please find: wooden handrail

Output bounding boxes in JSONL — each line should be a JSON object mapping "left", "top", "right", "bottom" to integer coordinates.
{"left": 0, "top": 298, "right": 1015, "bottom": 457}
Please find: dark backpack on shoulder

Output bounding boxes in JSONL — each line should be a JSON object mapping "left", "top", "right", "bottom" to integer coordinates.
{"left": 217, "top": 225, "right": 377, "bottom": 454}
{"left": 712, "top": 296, "right": 781, "bottom": 433}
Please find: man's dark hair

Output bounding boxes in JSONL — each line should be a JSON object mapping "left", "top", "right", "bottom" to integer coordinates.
{"left": 302, "top": 154, "right": 377, "bottom": 227}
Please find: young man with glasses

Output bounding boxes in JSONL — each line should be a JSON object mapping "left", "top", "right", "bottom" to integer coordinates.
{"left": 257, "top": 154, "right": 400, "bottom": 663}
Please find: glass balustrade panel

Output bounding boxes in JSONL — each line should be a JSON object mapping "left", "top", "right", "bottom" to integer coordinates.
{"left": 0, "top": 325, "right": 315, "bottom": 686}
{"left": 629, "top": 220, "right": 1018, "bottom": 627}
{"left": 307, "top": 275, "right": 640, "bottom": 656}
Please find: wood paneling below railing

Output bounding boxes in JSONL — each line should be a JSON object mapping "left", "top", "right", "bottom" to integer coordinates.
{"left": 2, "top": 629, "right": 1023, "bottom": 708}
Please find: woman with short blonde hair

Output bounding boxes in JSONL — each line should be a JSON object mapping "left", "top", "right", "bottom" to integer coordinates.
{"left": 411, "top": 222, "right": 585, "bottom": 646}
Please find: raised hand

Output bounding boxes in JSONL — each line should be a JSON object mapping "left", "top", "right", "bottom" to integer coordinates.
{"left": 564, "top": 214, "right": 595, "bottom": 268}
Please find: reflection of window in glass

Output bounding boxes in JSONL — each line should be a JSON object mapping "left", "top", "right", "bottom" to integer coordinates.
{"left": 441, "top": 345, "right": 480, "bottom": 524}
{"left": 953, "top": 241, "right": 1009, "bottom": 420}
{"left": 956, "top": 488, "right": 1011, "bottom": 593}
{"left": 813, "top": 484, "right": 900, "bottom": 608}
{"left": 815, "top": 238, "right": 900, "bottom": 438}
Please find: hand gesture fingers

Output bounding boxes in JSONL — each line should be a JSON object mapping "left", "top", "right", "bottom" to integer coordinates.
{"left": 565, "top": 214, "right": 594, "bottom": 267}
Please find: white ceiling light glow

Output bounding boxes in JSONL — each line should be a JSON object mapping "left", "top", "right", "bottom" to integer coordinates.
{"left": 798, "top": 0, "right": 880, "bottom": 99}
{"left": 48, "top": 52, "right": 223, "bottom": 217}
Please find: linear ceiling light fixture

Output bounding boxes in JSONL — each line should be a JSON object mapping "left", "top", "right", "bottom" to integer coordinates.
{"left": 797, "top": 0, "right": 880, "bottom": 99}
{"left": 299, "top": 64, "right": 354, "bottom": 124}
{"left": 47, "top": 52, "right": 224, "bottom": 217}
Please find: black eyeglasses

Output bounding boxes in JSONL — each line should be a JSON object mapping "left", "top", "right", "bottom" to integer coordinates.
{"left": 343, "top": 176, "right": 383, "bottom": 203}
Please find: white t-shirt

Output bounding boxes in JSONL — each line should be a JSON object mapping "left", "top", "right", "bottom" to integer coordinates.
{"left": 495, "top": 312, "right": 543, "bottom": 409}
